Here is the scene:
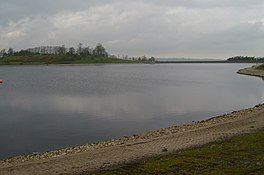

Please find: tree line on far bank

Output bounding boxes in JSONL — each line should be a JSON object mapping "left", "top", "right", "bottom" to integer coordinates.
{"left": 227, "top": 56, "right": 264, "bottom": 62}
{"left": 0, "top": 43, "right": 108, "bottom": 58}
{"left": 0, "top": 43, "right": 155, "bottom": 63}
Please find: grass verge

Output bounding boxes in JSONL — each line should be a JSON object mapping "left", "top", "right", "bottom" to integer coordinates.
{"left": 92, "top": 130, "right": 264, "bottom": 175}
{"left": 256, "top": 64, "right": 264, "bottom": 71}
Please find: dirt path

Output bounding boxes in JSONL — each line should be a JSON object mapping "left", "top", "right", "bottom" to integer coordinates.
{"left": 0, "top": 104, "right": 264, "bottom": 175}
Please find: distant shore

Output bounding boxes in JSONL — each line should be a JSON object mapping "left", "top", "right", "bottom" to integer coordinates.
{"left": 156, "top": 60, "right": 264, "bottom": 64}
{"left": 0, "top": 65, "right": 263, "bottom": 175}
{"left": 0, "top": 54, "right": 142, "bottom": 66}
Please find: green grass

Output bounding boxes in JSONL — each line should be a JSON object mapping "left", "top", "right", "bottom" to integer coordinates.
{"left": 0, "top": 55, "right": 138, "bottom": 65}
{"left": 92, "top": 130, "right": 264, "bottom": 175}
{"left": 256, "top": 64, "right": 264, "bottom": 70}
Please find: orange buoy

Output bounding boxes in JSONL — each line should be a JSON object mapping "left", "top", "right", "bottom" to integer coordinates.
{"left": 0, "top": 80, "right": 3, "bottom": 84}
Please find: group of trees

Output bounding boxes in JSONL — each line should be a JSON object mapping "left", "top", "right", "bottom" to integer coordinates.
{"left": 0, "top": 43, "right": 156, "bottom": 63}
{"left": 66, "top": 43, "right": 108, "bottom": 57}
{"left": 227, "top": 56, "right": 264, "bottom": 62}
{"left": 0, "top": 48, "right": 15, "bottom": 57}
{"left": 122, "top": 55, "right": 155, "bottom": 62}
{"left": 0, "top": 43, "right": 109, "bottom": 58}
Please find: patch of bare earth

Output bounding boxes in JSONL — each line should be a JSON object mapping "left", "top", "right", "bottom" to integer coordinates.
{"left": 0, "top": 103, "right": 264, "bottom": 175}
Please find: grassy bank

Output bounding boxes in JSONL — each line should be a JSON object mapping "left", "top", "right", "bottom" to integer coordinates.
{"left": 93, "top": 130, "right": 264, "bottom": 175}
{"left": 0, "top": 55, "right": 138, "bottom": 65}
{"left": 256, "top": 64, "right": 264, "bottom": 70}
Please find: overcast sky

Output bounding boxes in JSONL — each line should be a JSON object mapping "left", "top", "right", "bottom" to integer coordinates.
{"left": 1, "top": 0, "right": 264, "bottom": 59}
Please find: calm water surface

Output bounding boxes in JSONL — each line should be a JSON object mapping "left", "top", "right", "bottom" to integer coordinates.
{"left": 0, "top": 64, "right": 263, "bottom": 159}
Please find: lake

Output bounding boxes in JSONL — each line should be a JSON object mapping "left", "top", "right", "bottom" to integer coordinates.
{"left": 0, "top": 63, "right": 263, "bottom": 159}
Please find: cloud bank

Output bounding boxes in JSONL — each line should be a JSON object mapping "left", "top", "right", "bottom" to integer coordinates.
{"left": 1, "top": 0, "right": 264, "bottom": 58}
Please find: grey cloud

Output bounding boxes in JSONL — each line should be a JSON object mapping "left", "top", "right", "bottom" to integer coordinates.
{"left": 146, "top": 0, "right": 264, "bottom": 8}
{"left": 1, "top": 0, "right": 262, "bottom": 25}
{"left": 1, "top": 0, "right": 264, "bottom": 58}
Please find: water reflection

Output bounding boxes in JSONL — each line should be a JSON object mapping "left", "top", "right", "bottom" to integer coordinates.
{"left": 0, "top": 64, "right": 263, "bottom": 159}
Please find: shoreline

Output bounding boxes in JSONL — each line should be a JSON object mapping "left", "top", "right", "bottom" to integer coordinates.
{"left": 237, "top": 65, "right": 264, "bottom": 78}
{"left": 0, "top": 62, "right": 142, "bottom": 67}
{"left": 0, "top": 62, "right": 262, "bottom": 67}
{"left": 0, "top": 66, "right": 264, "bottom": 175}
{"left": 1, "top": 104, "right": 263, "bottom": 174}
{"left": 2, "top": 104, "right": 261, "bottom": 161}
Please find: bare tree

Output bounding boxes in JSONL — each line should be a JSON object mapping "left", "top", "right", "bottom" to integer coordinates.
{"left": 57, "top": 45, "right": 66, "bottom": 55}
{"left": 141, "top": 56, "right": 147, "bottom": 61}
{"left": 77, "top": 43, "right": 83, "bottom": 55}
{"left": 7, "top": 48, "right": 14, "bottom": 56}
{"left": 93, "top": 43, "right": 108, "bottom": 57}
{"left": 149, "top": 57, "right": 155, "bottom": 61}
{"left": 0, "top": 49, "right": 6, "bottom": 57}
{"left": 68, "top": 47, "right": 76, "bottom": 55}
{"left": 82, "top": 47, "right": 92, "bottom": 56}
